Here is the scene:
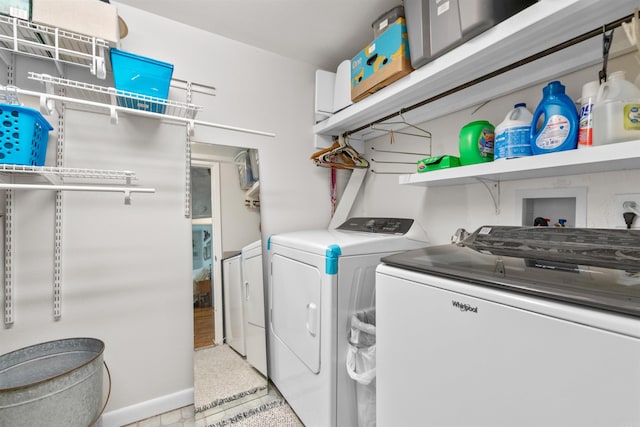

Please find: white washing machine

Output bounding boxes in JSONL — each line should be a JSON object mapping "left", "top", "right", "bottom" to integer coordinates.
{"left": 267, "top": 218, "right": 428, "bottom": 427}
{"left": 376, "top": 226, "right": 640, "bottom": 427}
{"left": 222, "top": 252, "right": 245, "bottom": 355}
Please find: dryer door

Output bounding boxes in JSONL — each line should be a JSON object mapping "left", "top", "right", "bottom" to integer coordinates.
{"left": 271, "top": 253, "right": 322, "bottom": 374}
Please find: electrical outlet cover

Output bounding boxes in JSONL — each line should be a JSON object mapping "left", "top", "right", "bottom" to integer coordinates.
{"left": 614, "top": 193, "right": 640, "bottom": 229}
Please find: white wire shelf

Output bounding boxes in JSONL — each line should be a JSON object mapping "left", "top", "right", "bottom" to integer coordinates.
{"left": 1, "top": 84, "right": 275, "bottom": 138}
{"left": 0, "top": 164, "right": 137, "bottom": 182}
{"left": 0, "top": 15, "right": 110, "bottom": 78}
{"left": 0, "top": 164, "right": 153, "bottom": 204}
{"left": 29, "top": 72, "right": 203, "bottom": 119}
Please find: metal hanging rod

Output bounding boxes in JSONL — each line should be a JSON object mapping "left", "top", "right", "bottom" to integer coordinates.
{"left": 346, "top": 12, "right": 635, "bottom": 136}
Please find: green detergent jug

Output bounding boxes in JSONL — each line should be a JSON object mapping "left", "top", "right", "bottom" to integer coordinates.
{"left": 459, "top": 120, "right": 495, "bottom": 165}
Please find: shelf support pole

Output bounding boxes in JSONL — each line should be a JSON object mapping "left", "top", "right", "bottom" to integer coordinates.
{"left": 3, "top": 41, "right": 14, "bottom": 327}
{"left": 53, "top": 88, "right": 65, "bottom": 321}
{"left": 184, "top": 86, "right": 194, "bottom": 218}
{"left": 4, "top": 185, "right": 14, "bottom": 327}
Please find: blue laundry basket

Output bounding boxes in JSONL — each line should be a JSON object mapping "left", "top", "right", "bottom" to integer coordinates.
{"left": 0, "top": 104, "right": 53, "bottom": 166}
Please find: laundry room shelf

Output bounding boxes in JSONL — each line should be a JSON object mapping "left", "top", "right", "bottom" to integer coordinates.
{"left": 313, "top": 0, "right": 637, "bottom": 141}
{"left": 0, "top": 15, "right": 110, "bottom": 79}
{"left": 11, "top": 79, "right": 274, "bottom": 137}
{"left": 28, "top": 72, "right": 202, "bottom": 119}
{"left": 0, "top": 164, "right": 155, "bottom": 204}
{"left": 399, "top": 140, "right": 640, "bottom": 187}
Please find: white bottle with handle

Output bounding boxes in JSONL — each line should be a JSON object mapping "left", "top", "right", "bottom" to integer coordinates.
{"left": 592, "top": 70, "right": 640, "bottom": 146}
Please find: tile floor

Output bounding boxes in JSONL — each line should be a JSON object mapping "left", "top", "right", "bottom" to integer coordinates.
{"left": 123, "top": 383, "right": 303, "bottom": 427}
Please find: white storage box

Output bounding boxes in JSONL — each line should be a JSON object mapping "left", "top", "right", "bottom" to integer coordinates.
{"left": 32, "top": 0, "right": 120, "bottom": 43}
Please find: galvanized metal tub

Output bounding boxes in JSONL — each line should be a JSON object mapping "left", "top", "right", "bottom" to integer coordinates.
{"left": 0, "top": 337, "right": 105, "bottom": 427}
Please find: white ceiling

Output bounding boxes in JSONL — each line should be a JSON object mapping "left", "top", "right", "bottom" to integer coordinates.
{"left": 115, "top": 0, "right": 402, "bottom": 71}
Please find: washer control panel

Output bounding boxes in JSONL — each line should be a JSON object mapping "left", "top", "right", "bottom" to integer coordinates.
{"left": 337, "top": 217, "right": 414, "bottom": 234}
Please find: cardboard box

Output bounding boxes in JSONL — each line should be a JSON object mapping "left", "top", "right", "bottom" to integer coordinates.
{"left": 32, "top": 0, "right": 120, "bottom": 43}
{"left": 351, "top": 18, "right": 413, "bottom": 102}
{"left": 0, "top": 0, "right": 31, "bottom": 20}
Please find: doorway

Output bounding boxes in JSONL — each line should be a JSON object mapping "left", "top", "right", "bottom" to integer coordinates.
{"left": 189, "top": 144, "right": 268, "bottom": 419}
{"left": 191, "top": 163, "right": 220, "bottom": 349}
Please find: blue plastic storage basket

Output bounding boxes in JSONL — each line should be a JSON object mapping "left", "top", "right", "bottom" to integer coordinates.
{"left": 0, "top": 104, "right": 53, "bottom": 166}
{"left": 110, "top": 48, "right": 174, "bottom": 114}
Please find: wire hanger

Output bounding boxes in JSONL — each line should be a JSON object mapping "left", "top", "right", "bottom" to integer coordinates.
{"left": 367, "top": 110, "right": 432, "bottom": 174}
{"left": 310, "top": 135, "right": 369, "bottom": 170}
{"left": 369, "top": 110, "right": 433, "bottom": 141}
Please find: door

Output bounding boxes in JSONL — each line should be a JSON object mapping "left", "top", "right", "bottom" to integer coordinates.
{"left": 244, "top": 249, "right": 264, "bottom": 328}
{"left": 243, "top": 244, "right": 267, "bottom": 375}
{"left": 223, "top": 255, "right": 245, "bottom": 355}
{"left": 270, "top": 253, "right": 322, "bottom": 374}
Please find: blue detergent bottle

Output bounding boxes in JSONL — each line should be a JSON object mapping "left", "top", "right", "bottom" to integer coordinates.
{"left": 530, "top": 81, "right": 579, "bottom": 155}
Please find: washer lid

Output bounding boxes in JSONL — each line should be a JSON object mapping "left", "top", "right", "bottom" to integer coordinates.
{"left": 381, "top": 226, "right": 640, "bottom": 318}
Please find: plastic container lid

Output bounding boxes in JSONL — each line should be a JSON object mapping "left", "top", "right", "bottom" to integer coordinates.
{"left": 580, "top": 80, "right": 599, "bottom": 101}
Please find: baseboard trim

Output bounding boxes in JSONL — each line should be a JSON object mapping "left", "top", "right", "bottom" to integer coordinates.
{"left": 100, "top": 388, "right": 194, "bottom": 427}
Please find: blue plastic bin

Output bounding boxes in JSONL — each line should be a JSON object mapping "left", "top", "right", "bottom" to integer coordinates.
{"left": 0, "top": 104, "right": 53, "bottom": 166}
{"left": 110, "top": 48, "right": 174, "bottom": 114}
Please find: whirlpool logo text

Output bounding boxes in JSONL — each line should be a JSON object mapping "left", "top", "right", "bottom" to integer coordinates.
{"left": 452, "top": 300, "right": 478, "bottom": 313}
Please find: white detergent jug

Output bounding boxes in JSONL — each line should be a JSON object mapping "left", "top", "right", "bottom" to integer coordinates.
{"left": 592, "top": 71, "right": 640, "bottom": 146}
{"left": 494, "top": 103, "right": 533, "bottom": 160}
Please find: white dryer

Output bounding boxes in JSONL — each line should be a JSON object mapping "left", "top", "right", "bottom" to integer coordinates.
{"left": 267, "top": 218, "right": 428, "bottom": 427}
{"left": 242, "top": 239, "right": 267, "bottom": 376}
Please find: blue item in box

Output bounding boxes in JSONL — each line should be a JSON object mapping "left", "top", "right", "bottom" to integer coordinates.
{"left": 110, "top": 48, "right": 174, "bottom": 114}
{"left": 351, "top": 17, "right": 412, "bottom": 102}
{"left": 0, "top": 104, "right": 52, "bottom": 166}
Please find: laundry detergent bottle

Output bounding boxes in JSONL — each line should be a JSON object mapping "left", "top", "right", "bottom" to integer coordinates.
{"left": 530, "top": 81, "right": 579, "bottom": 155}
{"left": 592, "top": 70, "right": 640, "bottom": 146}
{"left": 459, "top": 120, "right": 495, "bottom": 165}
{"left": 494, "top": 103, "right": 533, "bottom": 160}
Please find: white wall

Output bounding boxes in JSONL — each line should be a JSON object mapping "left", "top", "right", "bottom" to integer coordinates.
{"left": 112, "top": 4, "right": 334, "bottom": 234}
{"left": 219, "top": 161, "right": 261, "bottom": 252}
{"left": 0, "top": 3, "right": 330, "bottom": 425}
{"left": 351, "top": 52, "right": 640, "bottom": 245}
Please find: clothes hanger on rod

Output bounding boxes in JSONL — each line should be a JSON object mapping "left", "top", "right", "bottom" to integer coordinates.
{"left": 368, "top": 111, "right": 431, "bottom": 174}
{"left": 369, "top": 110, "right": 432, "bottom": 140}
{"left": 310, "top": 135, "right": 369, "bottom": 170}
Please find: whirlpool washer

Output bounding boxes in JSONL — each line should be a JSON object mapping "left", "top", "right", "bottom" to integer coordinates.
{"left": 376, "top": 225, "right": 640, "bottom": 427}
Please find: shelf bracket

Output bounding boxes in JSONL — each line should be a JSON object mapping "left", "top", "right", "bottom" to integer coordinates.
{"left": 476, "top": 177, "right": 500, "bottom": 215}
{"left": 92, "top": 41, "right": 107, "bottom": 80}
{"left": 109, "top": 106, "right": 119, "bottom": 125}
{"left": 39, "top": 94, "right": 55, "bottom": 116}
{"left": 186, "top": 120, "right": 195, "bottom": 137}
